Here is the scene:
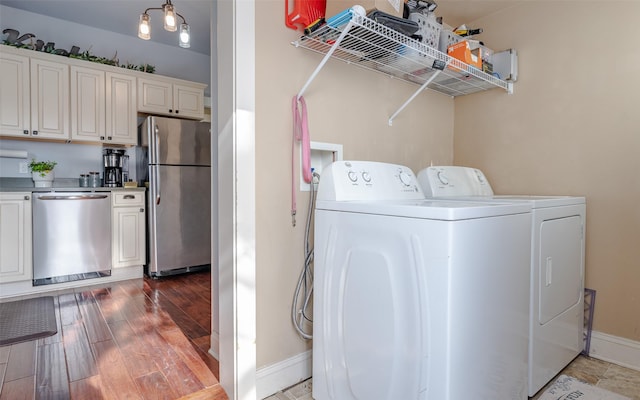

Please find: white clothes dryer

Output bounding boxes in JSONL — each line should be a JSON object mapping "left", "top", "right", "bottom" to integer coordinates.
{"left": 313, "top": 161, "right": 532, "bottom": 400}
{"left": 417, "top": 166, "right": 586, "bottom": 397}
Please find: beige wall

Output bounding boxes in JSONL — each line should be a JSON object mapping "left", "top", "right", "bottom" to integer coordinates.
{"left": 255, "top": 1, "right": 454, "bottom": 368}
{"left": 454, "top": 2, "right": 640, "bottom": 341}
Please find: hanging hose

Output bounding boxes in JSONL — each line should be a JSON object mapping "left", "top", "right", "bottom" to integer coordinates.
{"left": 292, "top": 171, "right": 320, "bottom": 339}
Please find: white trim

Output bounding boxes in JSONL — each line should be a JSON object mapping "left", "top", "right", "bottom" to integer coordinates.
{"left": 589, "top": 331, "right": 640, "bottom": 372}
{"left": 217, "top": 0, "right": 257, "bottom": 399}
{"left": 208, "top": 331, "right": 220, "bottom": 360}
{"left": 256, "top": 350, "right": 312, "bottom": 399}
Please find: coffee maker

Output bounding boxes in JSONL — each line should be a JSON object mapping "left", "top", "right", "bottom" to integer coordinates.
{"left": 103, "top": 149, "right": 128, "bottom": 187}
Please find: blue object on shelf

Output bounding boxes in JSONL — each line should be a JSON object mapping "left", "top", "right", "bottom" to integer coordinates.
{"left": 326, "top": 8, "right": 355, "bottom": 28}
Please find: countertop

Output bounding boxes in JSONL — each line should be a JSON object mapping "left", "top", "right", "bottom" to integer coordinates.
{"left": 0, "top": 177, "right": 146, "bottom": 192}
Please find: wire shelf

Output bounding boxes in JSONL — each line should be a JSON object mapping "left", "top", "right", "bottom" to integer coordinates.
{"left": 293, "top": 14, "right": 510, "bottom": 98}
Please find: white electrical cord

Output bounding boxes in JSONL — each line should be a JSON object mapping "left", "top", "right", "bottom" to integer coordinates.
{"left": 292, "top": 171, "right": 320, "bottom": 339}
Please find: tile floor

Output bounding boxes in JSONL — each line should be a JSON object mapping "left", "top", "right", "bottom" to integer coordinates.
{"left": 265, "top": 355, "right": 640, "bottom": 400}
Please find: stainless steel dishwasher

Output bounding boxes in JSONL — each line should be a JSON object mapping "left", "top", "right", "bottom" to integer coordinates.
{"left": 32, "top": 192, "right": 112, "bottom": 286}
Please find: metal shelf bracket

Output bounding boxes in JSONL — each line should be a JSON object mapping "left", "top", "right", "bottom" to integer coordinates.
{"left": 296, "top": 20, "right": 356, "bottom": 101}
{"left": 389, "top": 69, "right": 444, "bottom": 126}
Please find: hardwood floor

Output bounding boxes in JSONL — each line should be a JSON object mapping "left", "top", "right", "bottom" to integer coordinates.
{"left": 0, "top": 270, "right": 227, "bottom": 400}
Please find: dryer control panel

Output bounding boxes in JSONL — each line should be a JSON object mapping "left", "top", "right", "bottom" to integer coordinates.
{"left": 417, "top": 166, "right": 494, "bottom": 197}
{"left": 317, "top": 161, "right": 424, "bottom": 202}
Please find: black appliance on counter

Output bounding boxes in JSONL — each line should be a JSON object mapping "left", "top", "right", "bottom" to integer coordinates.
{"left": 103, "top": 148, "right": 129, "bottom": 187}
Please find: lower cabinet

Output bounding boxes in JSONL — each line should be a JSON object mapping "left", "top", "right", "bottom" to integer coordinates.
{"left": 0, "top": 193, "right": 32, "bottom": 283}
{"left": 112, "top": 191, "right": 146, "bottom": 268}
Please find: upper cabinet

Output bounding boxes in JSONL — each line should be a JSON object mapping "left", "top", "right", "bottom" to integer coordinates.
{"left": 138, "top": 76, "right": 206, "bottom": 120}
{"left": 1, "top": 45, "right": 207, "bottom": 145}
{"left": 70, "top": 66, "right": 137, "bottom": 145}
{"left": 106, "top": 72, "right": 138, "bottom": 145}
{"left": 1, "top": 51, "right": 69, "bottom": 139}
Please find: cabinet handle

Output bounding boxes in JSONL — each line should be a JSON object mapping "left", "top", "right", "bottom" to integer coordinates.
{"left": 107, "top": 136, "right": 112, "bottom": 141}
{"left": 140, "top": 208, "right": 145, "bottom": 212}
{"left": 175, "top": 110, "right": 179, "bottom": 114}
{"left": 24, "top": 195, "right": 30, "bottom": 200}
{"left": 33, "top": 130, "right": 38, "bottom": 136}
{"left": 124, "top": 195, "right": 135, "bottom": 199}
{"left": 169, "top": 109, "right": 173, "bottom": 113}
{"left": 23, "top": 130, "right": 29, "bottom": 135}
{"left": 100, "top": 136, "right": 105, "bottom": 140}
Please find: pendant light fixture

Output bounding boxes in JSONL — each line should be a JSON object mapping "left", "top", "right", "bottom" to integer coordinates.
{"left": 138, "top": 0, "right": 190, "bottom": 48}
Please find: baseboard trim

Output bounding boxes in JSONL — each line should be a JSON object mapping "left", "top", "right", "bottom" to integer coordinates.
{"left": 208, "top": 331, "right": 220, "bottom": 360}
{"left": 256, "top": 350, "right": 312, "bottom": 399}
{"left": 589, "top": 330, "right": 640, "bottom": 372}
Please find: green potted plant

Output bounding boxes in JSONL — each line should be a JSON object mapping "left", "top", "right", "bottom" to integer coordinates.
{"left": 29, "top": 159, "right": 57, "bottom": 187}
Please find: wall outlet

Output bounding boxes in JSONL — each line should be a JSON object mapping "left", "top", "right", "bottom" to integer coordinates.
{"left": 19, "top": 161, "right": 29, "bottom": 174}
{"left": 300, "top": 141, "right": 343, "bottom": 192}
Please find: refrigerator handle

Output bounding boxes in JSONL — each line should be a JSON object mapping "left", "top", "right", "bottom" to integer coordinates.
{"left": 155, "top": 163, "right": 161, "bottom": 205}
{"left": 154, "top": 124, "right": 161, "bottom": 205}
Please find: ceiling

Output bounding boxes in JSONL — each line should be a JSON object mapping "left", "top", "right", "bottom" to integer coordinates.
{"left": 0, "top": 0, "right": 213, "bottom": 55}
{"left": 0, "top": 1, "right": 516, "bottom": 57}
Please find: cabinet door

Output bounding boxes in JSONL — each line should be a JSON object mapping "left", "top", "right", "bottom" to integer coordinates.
{"left": 0, "top": 193, "right": 32, "bottom": 283}
{"left": 112, "top": 207, "right": 146, "bottom": 268}
{"left": 71, "top": 65, "right": 106, "bottom": 142}
{"left": 30, "top": 58, "right": 69, "bottom": 139}
{"left": 112, "top": 192, "right": 146, "bottom": 268}
{"left": 0, "top": 52, "right": 31, "bottom": 137}
{"left": 138, "top": 77, "right": 173, "bottom": 116}
{"left": 173, "top": 83, "right": 204, "bottom": 120}
{"left": 106, "top": 72, "right": 137, "bottom": 145}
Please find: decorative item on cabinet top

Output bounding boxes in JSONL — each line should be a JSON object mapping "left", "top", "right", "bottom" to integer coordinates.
{"left": 292, "top": 9, "right": 517, "bottom": 125}
{"left": 2, "top": 29, "right": 156, "bottom": 72}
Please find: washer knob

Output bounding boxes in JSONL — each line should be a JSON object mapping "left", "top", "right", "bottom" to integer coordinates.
{"left": 437, "top": 171, "right": 449, "bottom": 185}
{"left": 348, "top": 171, "right": 358, "bottom": 182}
{"left": 362, "top": 171, "right": 371, "bottom": 182}
{"left": 398, "top": 171, "right": 412, "bottom": 186}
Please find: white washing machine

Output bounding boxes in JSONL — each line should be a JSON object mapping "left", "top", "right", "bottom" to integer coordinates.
{"left": 417, "top": 166, "right": 586, "bottom": 397}
{"left": 313, "top": 161, "right": 532, "bottom": 400}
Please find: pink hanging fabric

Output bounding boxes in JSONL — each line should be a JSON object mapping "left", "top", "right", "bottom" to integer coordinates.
{"left": 292, "top": 95, "right": 312, "bottom": 226}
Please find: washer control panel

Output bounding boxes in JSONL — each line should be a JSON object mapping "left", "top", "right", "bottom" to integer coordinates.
{"left": 317, "top": 161, "right": 424, "bottom": 201}
{"left": 417, "top": 166, "right": 494, "bottom": 197}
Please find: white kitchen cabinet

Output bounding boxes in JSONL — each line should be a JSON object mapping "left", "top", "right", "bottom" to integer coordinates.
{"left": 71, "top": 65, "right": 106, "bottom": 142}
{"left": 138, "top": 76, "right": 206, "bottom": 120}
{"left": 71, "top": 66, "right": 137, "bottom": 145}
{"left": 0, "top": 49, "right": 69, "bottom": 139}
{"left": 0, "top": 51, "right": 30, "bottom": 137}
{"left": 112, "top": 191, "right": 146, "bottom": 268}
{"left": 106, "top": 72, "right": 137, "bottom": 145}
{"left": 0, "top": 193, "right": 32, "bottom": 283}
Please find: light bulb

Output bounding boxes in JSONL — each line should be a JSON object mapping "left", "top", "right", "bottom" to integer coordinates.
{"left": 179, "top": 23, "right": 190, "bottom": 48}
{"left": 138, "top": 13, "right": 151, "bottom": 40}
{"left": 164, "top": 4, "right": 177, "bottom": 32}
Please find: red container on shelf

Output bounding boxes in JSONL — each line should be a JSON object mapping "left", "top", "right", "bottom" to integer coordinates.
{"left": 285, "top": 0, "right": 326, "bottom": 30}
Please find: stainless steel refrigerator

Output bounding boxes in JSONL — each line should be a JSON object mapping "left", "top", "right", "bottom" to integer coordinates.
{"left": 137, "top": 116, "right": 211, "bottom": 277}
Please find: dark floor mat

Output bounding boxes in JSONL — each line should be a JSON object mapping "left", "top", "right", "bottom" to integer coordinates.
{"left": 0, "top": 296, "right": 57, "bottom": 346}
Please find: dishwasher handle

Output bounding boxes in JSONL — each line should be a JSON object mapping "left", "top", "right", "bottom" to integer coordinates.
{"left": 37, "top": 194, "right": 109, "bottom": 200}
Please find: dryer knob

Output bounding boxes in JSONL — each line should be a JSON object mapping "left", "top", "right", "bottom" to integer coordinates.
{"left": 348, "top": 171, "right": 358, "bottom": 182}
{"left": 398, "top": 171, "right": 412, "bottom": 186}
{"left": 362, "top": 171, "right": 371, "bottom": 183}
{"left": 437, "top": 171, "right": 449, "bottom": 185}
{"left": 475, "top": 170, "right": 485, "bottom": 183}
